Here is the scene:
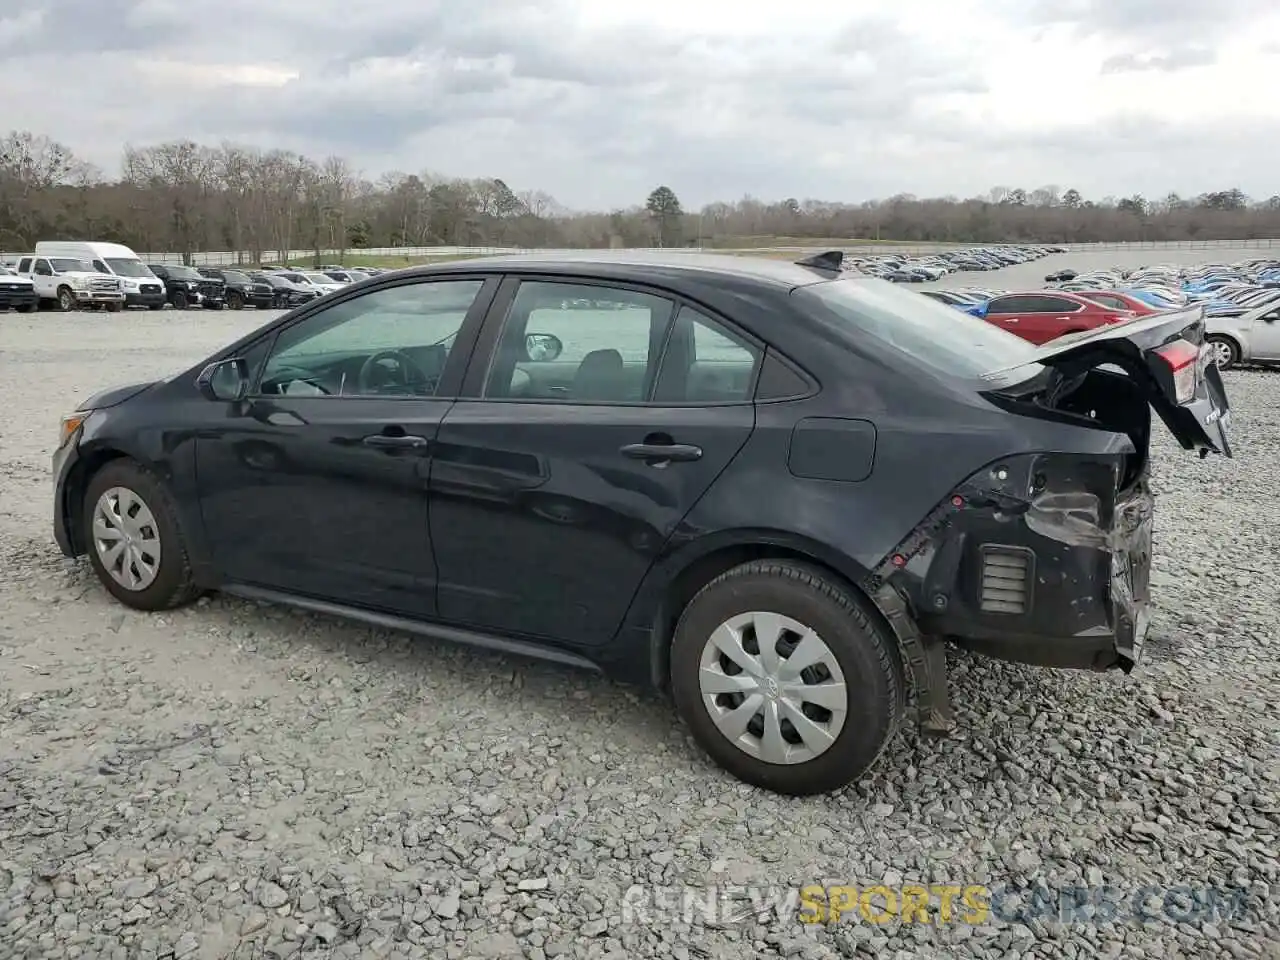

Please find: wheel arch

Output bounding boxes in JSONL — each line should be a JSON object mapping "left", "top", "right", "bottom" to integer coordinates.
{"left": 631, "top": 530, "right": 893, "bottom": 693}
{"left": 60, "top": 445, "right": 134, "bottom": 555}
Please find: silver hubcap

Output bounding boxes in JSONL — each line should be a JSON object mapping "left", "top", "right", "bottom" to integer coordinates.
{"left": 92, "top": 486, "right": 162, "bottom": 590}
{"left": 1210, "top": 341, "right": 1232, "bottom": 367}
{"left": 698, "top": 612, "right": 848, "bottom": 765}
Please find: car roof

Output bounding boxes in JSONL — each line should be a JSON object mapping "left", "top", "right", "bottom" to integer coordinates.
{"left": 394, "top": 250, "right": 839, "bottom": 290}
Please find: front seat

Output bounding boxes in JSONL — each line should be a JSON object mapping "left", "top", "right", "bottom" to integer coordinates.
{"left": 572, "top": 349, "right": 624, "bottom": 401}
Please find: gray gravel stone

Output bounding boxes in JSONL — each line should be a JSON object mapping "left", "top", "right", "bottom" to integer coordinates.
{"left": 1, "top": 306, "right": 1278, "bottom": 960}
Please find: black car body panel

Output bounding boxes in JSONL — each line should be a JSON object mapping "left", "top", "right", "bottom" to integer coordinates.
{"left": 199, "top": 269, "right": 274, "bottom": 307}
{"left": 52, "top": 253, "right": 1232, "bottom": 700}
{"left": 149, "top": 264, "right": 226, "bottom": 307}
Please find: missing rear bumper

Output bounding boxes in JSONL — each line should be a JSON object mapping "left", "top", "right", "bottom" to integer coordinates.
{"left": 868, "top": 452, "right": 1155, "bottom": 684}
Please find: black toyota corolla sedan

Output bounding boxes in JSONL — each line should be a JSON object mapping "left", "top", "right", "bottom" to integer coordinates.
{"left": 51, "top": 251, "right": 1232, "bottom": 795}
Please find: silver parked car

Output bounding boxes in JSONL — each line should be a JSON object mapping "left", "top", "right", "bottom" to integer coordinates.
{"left": 1206, "top": 301, "right": 1280, "bottom": 369}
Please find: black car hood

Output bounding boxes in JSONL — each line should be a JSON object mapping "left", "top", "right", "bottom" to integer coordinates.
{"left": 79, "top": 381, "right": 156, "bottom": 411}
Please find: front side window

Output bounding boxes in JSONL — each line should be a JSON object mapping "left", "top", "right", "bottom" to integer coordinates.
{"left": 257, "top": 279, "right": 486, "bottom": 398}
{"left": 483, "top": 281, "right": 674, "bottom": 402}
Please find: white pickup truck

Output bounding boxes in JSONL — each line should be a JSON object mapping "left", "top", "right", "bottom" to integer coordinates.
{"left": 12, "top": 255, "right": 126, "bottom": 311}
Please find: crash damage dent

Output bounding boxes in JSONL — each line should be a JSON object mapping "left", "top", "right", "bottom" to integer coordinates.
{"left": 865, "top": 449, "right": 1155, "bottom": 714}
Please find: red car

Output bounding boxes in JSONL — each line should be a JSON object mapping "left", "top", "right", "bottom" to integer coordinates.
{"left": 977, "top": 291, "right": 1136, "bottom": 345}
{"left": 1075, "top": 290, "right": 1165, "bottom": 316}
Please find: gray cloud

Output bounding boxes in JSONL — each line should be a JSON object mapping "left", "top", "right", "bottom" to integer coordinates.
{"left": 1101, "top": 46, "right": 1217, "bottom": 73}
{"left": 1008, "top": 0, "right": 1272, "bottom": 42}
{"left": 0, "top": 0, "right": 1276, "bottom": 208}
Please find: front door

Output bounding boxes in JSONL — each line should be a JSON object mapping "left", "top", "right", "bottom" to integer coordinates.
{"left": 429, "top": 278, "right": 760, "bottom": 646}
{"left": 195, "top": 276, "right": 495, "bottom": 616}
{"left": 1249, "top": 305, "right": 1280, "bottom": 360}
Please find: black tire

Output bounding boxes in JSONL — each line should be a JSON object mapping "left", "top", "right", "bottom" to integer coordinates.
{"left": 82, "top": 459, "right": 202, "bottom": 611}
{"left": 206, "top": 301, "right": 223, "bottom": 311}
{"left": 56, "top": 286, "right": 76, "bottom": 312}
{"left": 106, "top": 302, "right": 124, "bottom": 313}
{"left": 172, "top": 291, "right": 189, "bottom": 310}
{"left": 227, "top": 290, "right": 244, "bottom": 310}
{"left": 148, "top": 303, "right": 163, "bottom": 311}
{"left": 15, "top": 303, "right": 35, "bottom": 313}
{"left": 670, "top": 560, "right": 903, "bottom": 796}
{"left": 1207, "top": 335, "right": 1239, "bottom": 370}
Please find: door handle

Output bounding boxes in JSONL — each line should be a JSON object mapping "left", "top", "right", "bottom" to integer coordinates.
{"left": 362, "top": 434, "right": 429, "bottom": 449}
{"left": 620, "top": 442, "right": 703, "bottom": 463}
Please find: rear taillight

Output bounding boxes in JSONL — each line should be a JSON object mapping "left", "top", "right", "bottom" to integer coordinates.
{"left": 1154, "top": 339, "right": 1202, "bottom": 404}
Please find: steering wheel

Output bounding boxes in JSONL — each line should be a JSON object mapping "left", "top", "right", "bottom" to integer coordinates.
{"left": 357, "top": 349, "right": 432, "bottom": 395}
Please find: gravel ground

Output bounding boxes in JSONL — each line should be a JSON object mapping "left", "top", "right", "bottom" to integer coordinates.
{"left": 1, "top": 284, "right": 1278, "bottom": 960}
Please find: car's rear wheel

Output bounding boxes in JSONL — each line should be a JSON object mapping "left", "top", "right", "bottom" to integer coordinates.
{"left": 670, "top": 560, "right": 903, "bottom": 795}
{"left": 83, "top": 460, "right": 201, "bottom": 611}
{"left": 227, "top": 290, "right": 244, "bottom": 310}
{"left": 1207, "top": 335, "right": 1239, "bottom": 370}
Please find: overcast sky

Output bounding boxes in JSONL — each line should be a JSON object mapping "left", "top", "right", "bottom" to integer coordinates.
{"left": 2, "top": 0, "right": 1278, "bottom": 210}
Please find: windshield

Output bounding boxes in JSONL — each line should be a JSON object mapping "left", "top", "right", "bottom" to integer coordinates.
{"left": 304, "top": 272, "right": 334, "bottom": 284}
{"left": 50, "top": 258, "right": 92, "bottom": 273}
{"left": 223, "top": 271, "right": 251, "bottom": 284}
{"left": 793, "top": 277, "right": 1037, "bottom": 378}
{"left": 104, "top": 258, "right": 155, "bottom": 278}
{"left": 166, "top": 266, "right": 202, "bottom": 280}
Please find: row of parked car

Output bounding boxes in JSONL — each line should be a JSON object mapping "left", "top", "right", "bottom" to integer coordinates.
{"left": 148, "top": 264, "right": 392, "bottom": 311}
{"left": 0, "top": 240, "right": 394, "bottom": 313}
{"left": 848, "top": 245, "right": 1066, "bottom": 282}
{"left": 916, "top": 258, "right": 1280, "bottom": 369}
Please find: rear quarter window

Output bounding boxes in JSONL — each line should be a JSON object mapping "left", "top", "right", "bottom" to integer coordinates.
{"left": 792, "top": 278, "right": 1036, "bottom": 378}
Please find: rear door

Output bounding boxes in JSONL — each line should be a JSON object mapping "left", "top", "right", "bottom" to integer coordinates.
{"left": 1017, "top": 294, "right": 1093, "bottom": 343}
{"left": 429, "top": 276, "right": 759, "bottom": 647}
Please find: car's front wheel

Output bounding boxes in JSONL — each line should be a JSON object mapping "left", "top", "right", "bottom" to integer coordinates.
{"left": 670, "top": 560, "right": 903, "bottom": 795}
{"left": 83, "top": 460, "right": 202, "bottom": 611}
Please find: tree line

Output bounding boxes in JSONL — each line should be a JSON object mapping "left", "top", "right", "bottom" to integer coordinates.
{"left": 3, "top": 129, "right": 1280, "bottom": 263}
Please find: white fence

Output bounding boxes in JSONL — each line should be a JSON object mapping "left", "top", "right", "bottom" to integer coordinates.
{"left": 9, "top": 238, "right": 1280, "bottom": 268}
{"left": 137, "top": 238, "right": 1280, "bottom": 266}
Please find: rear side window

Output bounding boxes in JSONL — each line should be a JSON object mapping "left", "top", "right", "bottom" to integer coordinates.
{"left": 1082, "top": 293, "right": 1124, "bottom": 310}
{"left": 793, "top": 278, "right": 1036, "bottom": 377}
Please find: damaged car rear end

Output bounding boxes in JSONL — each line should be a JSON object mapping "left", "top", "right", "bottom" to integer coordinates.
{"left": 865, "top": 306, "right": 1231, "bottom": 729}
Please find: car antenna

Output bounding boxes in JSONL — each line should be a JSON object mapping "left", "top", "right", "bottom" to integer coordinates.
{"left": 794, "top": 250, "right": 844, "bottom": 273}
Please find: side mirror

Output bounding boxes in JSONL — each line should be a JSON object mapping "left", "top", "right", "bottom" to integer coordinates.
{"left": 523, "top": 333, "right": 563, "bottom": 362}
{"left": 196, "top": 357, "right": 250, "bottom": 402}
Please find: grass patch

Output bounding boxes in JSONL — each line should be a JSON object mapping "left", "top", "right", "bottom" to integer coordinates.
{"left": 708, "top": 236, "right": 966, "bottom": 249}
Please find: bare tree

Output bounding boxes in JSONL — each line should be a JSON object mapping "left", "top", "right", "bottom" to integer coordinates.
{"left": 5, "top": 127, "right": 1280, "bottom": 261}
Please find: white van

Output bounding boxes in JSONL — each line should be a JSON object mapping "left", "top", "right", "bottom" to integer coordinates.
{"left": 34, "top": 241, "right": 166, "bottom": 310}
